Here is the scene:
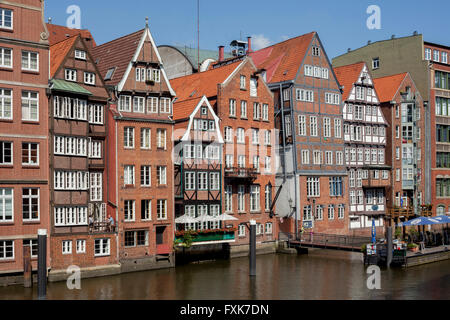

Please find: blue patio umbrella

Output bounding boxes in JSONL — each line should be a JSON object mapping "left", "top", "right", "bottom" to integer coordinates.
{"left": 402, "top": 216, "right": 448, "bottom": 227}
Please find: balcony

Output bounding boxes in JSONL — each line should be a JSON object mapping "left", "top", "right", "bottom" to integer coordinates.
{"left": 175, "top": 228, "right": 236, "bottom": 246}
{"left": 362, "top": 177, "right": 390, "bottom": 188}
{"left": 224, "top": 167, "right": 258, "bottom": 181}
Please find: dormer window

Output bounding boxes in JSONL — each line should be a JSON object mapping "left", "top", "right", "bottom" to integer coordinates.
{"left": 65, "top": 69, "right": 77, "bottom": 82}
{"left": 75, "top": 50, "right": 86, "bottom": 60}
{"left": 0, "top": 8, "right": 13, "bottom": 30}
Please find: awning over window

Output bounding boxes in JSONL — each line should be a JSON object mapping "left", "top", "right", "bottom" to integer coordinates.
{"left": 51, "top": 79, "right": 93, "bottom": 96}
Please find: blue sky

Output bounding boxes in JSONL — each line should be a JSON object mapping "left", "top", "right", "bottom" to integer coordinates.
{"left": 45, "top": 0, "right": 450, "bottom": 59}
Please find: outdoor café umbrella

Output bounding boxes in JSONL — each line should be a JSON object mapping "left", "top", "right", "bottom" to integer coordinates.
{"left": 175, "top": 215, "right": 198, "bottom": 224}
{"left": 401, "top": 217, "right": 438, "bottom": 227}
{"left": 216, "top": 213, "right": 239, "bottom": 221}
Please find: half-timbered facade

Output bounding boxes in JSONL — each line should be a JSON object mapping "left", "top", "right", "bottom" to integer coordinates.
{"left": 252, "top": 33, "right": 349, "bottom": 235}
{"left": 170, "top": 56, "right": 277, "bottom": 255}
{"left": 173, "top": 96, "right": 228, "bottom": 244}
{"left": 47, "top": 33, "right": 117, "bottom": 272}
{"left": 374, "top": 73, "right": 426, "bottom": 220}
{"left": 334, "top": 62, "right": 389, "bottom": 233}
{"left": 92, "top": 21, "right": 176, "bottom": 272}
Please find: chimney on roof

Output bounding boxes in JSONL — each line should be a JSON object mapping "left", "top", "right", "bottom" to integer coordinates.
{"left": 218, "top": 46, "right": 225, "bottom": 62}
{"left": 368, "top": 40, "right": 371, "bottom": 45}
{"left": 413, "top": 31, "right": 418, "bottom": 36}
{"left": 247, "top": 37, "right": 252, "bottom": 54}
{"left": 48, "top": 17, "right": 52, "bottom": 24}
{"left": 348, "top": 48, "right": 351, "bottom": 53}
{"left": 391, "top": 34, "right": 396, "bottom": 39}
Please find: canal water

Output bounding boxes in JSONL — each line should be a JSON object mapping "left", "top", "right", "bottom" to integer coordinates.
{"left": 1, "top": 251, "right": 449, "bottom": 300}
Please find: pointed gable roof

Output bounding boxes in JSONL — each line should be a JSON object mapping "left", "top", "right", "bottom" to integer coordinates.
{"left": 173, "top": 97, "right": 204, "bottom": 121}
{"left": 170, "top": 60, "right": 243, "bottom": 102}
{"left": 333, "top": 62, "right": 367, "bottom": 101}
{"left": 47, "top": 23, "right": 96, "bottom": 46}
{"left": 373, "top": 73, "right": 409, "bottom": 103}
{"left": 91, "top": 29, "right": 145, "bottom": 87}
{"left": 251, "top": 32, "right": 315, "bottom": 83}
{"left": 50, "top": 35, "right": 78, "bottom": 77}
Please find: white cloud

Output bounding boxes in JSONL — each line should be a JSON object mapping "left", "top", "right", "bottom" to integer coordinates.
{"left": 251, "top": 34, "right": 271, "bottom": 50}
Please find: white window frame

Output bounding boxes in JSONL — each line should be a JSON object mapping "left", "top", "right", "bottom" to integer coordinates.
{"left": 65, "top": 69, "right": 77, "bottom": 82}
{"left": 0, "top": 8, "right": 13, "bottom": 30}
{"left": 119, "top": 95, "right": 132, "bottom": 112}
{"left": 21, "top": 91, "right": 39, "bottom": 122}
{"left": 94, "top": 239, "right": 110, "bottom": 257}
{"left": 0, "top": 47, "right": 12, "bottom": 68}
{"left": 124, "top": 165, "right": 135, "bottom": 186}
{"left": 62, "top": 240, "right": 72, "bottom": 255}
{"left": 84, "top": 72, "right": 95, "bottom": 85}
{"left": 157, "top": 200, "right": 167, "bottom": 220}
{"left": 0, "top": 188, "right": 13, "bottom": 223}
{"left": 76, "top": 240, "right": 86, "bottom": 254}
{"left": 22, "top": 142, "right": 39, "bottom": 166}
{"left": 0, "top": 88, "right": 12, "bottom": 120}
{"left": 21, "top": 51, "right": 39, "bottom": 72}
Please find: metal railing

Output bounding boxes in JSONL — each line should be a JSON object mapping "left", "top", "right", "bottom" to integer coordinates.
{"left": 224, "top": 167, "right": 258, "bottom": 179}
{"left": 280, "top": 232, "right": 374, "bottom": 251}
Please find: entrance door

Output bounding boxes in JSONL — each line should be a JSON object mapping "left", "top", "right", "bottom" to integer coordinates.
{"left": 156, "top": 226, "right": 166, "bottom": 245}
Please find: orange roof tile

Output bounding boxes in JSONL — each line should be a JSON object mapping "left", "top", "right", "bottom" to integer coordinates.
{"left": 50, "top": 35, "right": 78, "bottom": 77}
{"left": 170, "top": 60, "right": 243, "bottom": 102}
{"left": 91, "top": 30, "right": 144, "bottom": 86}
{"left": 333, "top": 62, "right": 366, "bottom": 101}
{"left": 373, "top": 73, "right": 408, "bottom": 103}
{"left": 173, "top": 97, "right": 203, "bottom": 121}
{"left": 47, "top": 23, "right": 96, "bottom": 46}
{"left": 251, "top": 32, "right": 315, "bottom": 83}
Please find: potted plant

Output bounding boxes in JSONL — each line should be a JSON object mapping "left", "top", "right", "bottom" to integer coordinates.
{"left": 407, "top": 243, "right": 419, "bottom": 253}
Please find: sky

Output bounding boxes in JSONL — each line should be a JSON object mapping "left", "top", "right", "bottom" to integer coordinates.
{"left": 45, "top": 0, "right": 450, "bottom": 60}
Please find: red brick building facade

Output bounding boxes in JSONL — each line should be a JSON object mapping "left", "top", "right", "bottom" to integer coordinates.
{"left": 92, "top": 22, "right": 176, "bottom": 272}
{"left": 171, "top": 56, "right": 277, "bottom": 255}
{"left": 374, "top": 73, "right": 426, "bottom": 220}
{"left": 0, "top": 0, "right": 50, "bottom": 278}
{"left": 252, "top": 33, "right": 349, "bottom": 236}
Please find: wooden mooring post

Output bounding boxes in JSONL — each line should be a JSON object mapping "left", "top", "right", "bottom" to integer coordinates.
{"left": 23, "top": 245, "right": 32, "bottom": 288}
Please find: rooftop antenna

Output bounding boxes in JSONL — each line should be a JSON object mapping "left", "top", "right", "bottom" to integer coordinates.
{"left": 197, "top": 0, "right": 200, "bottom": 71}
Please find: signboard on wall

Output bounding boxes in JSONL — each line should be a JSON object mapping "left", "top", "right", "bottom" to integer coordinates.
{"left": 303, "top": 221, "right": 313, "bottom": 229}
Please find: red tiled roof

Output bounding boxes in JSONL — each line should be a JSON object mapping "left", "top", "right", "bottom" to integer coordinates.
{"left": 173, "top": 97, "right": 203, "bottom": 121}
{"left": 50, "top": 35, "right": 78, "bottom": 77}
{"left": 170, "top": 60, "right": 243, "bottom": 102}
{"left": 333, "top": 62, "right": 366, "bottom": 101}
{"left": 47, "top": 24, "right": 96, "bottom": 46}
{"left": 251, "top": 32, "right": 315, "bottom": 83}
{"left": 373, "top": 73, "right": 408, "bottom": 103}
{"left": 91, "top": 29, "right": 144, "bottom": 86}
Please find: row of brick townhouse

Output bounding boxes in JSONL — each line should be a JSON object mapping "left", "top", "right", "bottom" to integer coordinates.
{"left": 1, "top": 0, "right": 447, "bottom": 285}
{"left": 170, "top": 53, "right": 277, "bottom": 256}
